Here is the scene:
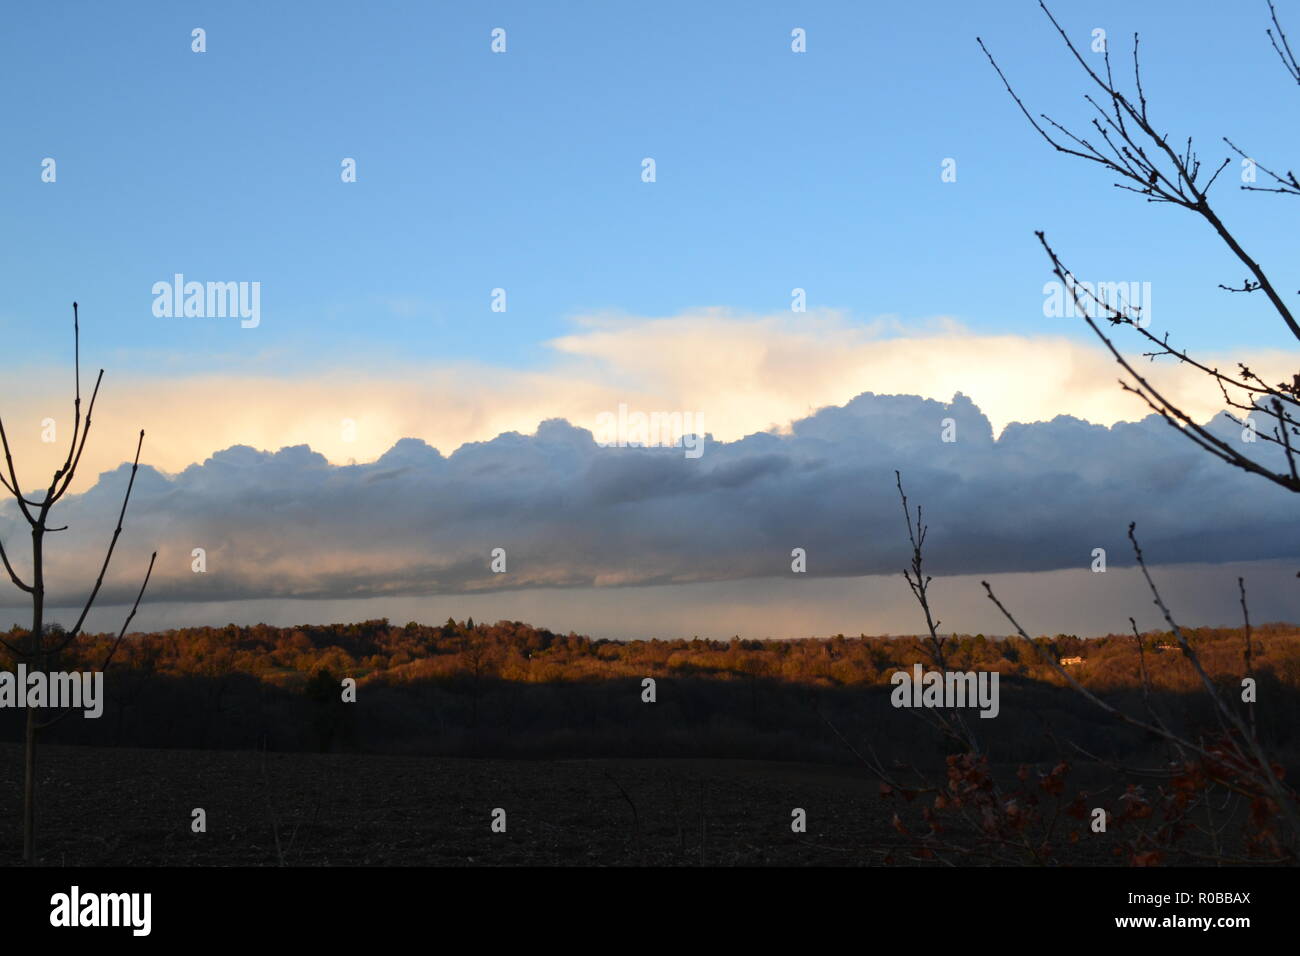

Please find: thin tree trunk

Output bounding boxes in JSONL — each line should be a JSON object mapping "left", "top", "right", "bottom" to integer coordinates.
{"left": 23, "top": 708, "right": 37, "bottom": 863}
{"left": 26, "top": 519, "right": 44, "bottom": 864}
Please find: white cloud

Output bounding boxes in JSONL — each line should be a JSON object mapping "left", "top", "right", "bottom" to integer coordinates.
{"left": 2, "top": 310, "right": 1292, "bottom": 493}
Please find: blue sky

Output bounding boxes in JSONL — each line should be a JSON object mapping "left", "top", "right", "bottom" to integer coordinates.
{"left": 1, "top": 1, "right": 1298, "bottom": 636}
{"left": 2, "top": 0, "right": 1296, "bottom": 376}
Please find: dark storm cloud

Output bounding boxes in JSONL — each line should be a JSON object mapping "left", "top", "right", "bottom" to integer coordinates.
{"left": 2, "top": 392, "right": 1295, "bottom": 607}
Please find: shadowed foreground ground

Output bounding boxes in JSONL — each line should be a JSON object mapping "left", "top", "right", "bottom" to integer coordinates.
{"left": 0, "top": 743, "right": 1139, "bottom": 866}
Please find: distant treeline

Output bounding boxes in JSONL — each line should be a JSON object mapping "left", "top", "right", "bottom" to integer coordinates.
{"left": 2, "top": 618, "right": 1297, "bottom": 765}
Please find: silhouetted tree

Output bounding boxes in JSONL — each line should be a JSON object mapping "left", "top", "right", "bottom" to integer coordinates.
{"left": 0, "top": 303, "right": 155, "bottom": 862}
{"left": 980, "top": 1, "right": 1300, "bottom": 493}
{"left": 304, "top": 667, "right": 348, "bottom": 752}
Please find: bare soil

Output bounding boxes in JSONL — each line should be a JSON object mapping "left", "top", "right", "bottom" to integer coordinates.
{"left": 0, "top": 743, "right": 1129, "bottom": 866}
